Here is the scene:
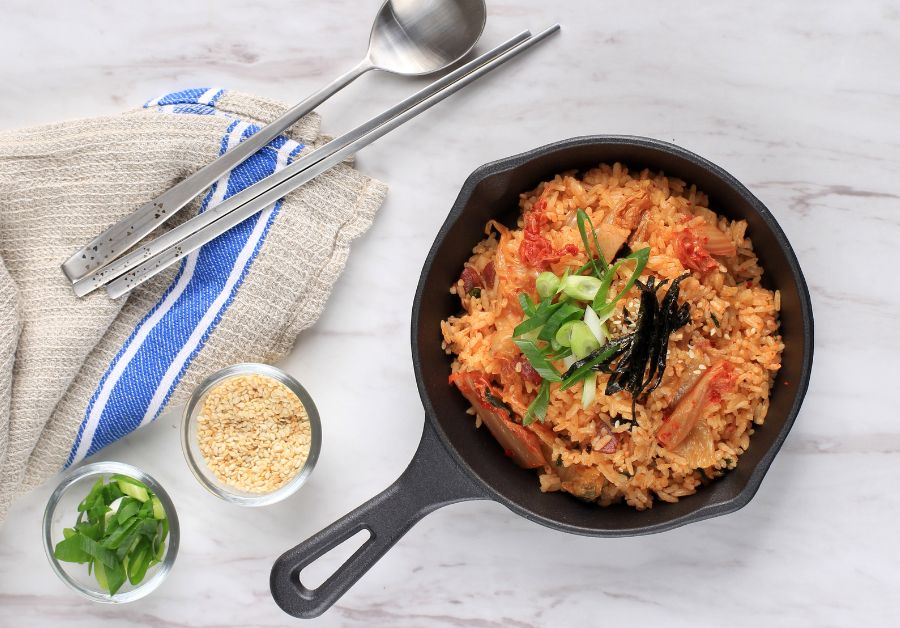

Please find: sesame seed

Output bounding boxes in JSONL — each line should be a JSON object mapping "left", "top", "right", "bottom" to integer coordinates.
{"left": 196, "top": 374, "right": 311, "bottom": 494}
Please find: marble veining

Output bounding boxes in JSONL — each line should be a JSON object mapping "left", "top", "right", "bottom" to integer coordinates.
{"left": 1, "top": 0, "right": 898, "bottom": 626}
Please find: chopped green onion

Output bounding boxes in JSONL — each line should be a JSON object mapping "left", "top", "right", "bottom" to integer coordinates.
{"left": 555, "top": 319, "right": 579, "bottom": 348}
{"left": 583, "top": 305, "right": 607, "bottom": 345}
{"left": 555, "top": 267, "right": 571, "bottom": 293}
{"left": 569, "top": 321, "right": 601, "bottom": 359}
{"left": 576, "top": 209, "right": 601, "bottom": 278}
{"left": 593, "top": 247, "right": 650, "bottom": 318}
{"left": 513, "top": 339, "right": 562, "bottom": 382}
{"left": 537, "top": 303, "right": 583, "bottom": 342}
{"left": 53, "top": 475, "right": 168, "bottom": 595}
{"left": 584, "top": 211, "right": 610, "bottom": 274}
{"left": 513, "top": 298, "right": 564, "bottom": 337}
{"left": 561, "top": 275, "right": 603, "bottom": 301}
{"left": 561, "top": 342, "right": 624, "bottom": 390}
{"left": 513, "top": 315, "right": 545, "bottom": 337}
{"left": 523, "top": 380, "right": 551, "bottom": 425}
{"left": 518, "top": 292, "right": 537, "bottom": 317}
{"left": 546, "top": 347, "right": 572, "bottom": 361}
{"left": 535, "top": 272, "right": 560, "bottom": 299}
{"left": 575, "top": 209, "right": 609, "bottom": 277}
{"left": 581, "top": 372, "right": 597, "bottom": 409}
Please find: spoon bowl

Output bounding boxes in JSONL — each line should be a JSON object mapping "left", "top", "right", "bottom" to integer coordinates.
{"left": 367, "top": 0, "right": 487, "bottom": 75}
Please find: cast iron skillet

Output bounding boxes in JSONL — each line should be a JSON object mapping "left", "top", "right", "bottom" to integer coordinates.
{"left": 270, "top": 136, "right": 814, "bottom": 618}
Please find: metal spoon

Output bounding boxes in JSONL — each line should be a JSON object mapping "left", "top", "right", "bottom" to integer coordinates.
{"left": 61, "top": 0, "right": 487, "bottom": 283}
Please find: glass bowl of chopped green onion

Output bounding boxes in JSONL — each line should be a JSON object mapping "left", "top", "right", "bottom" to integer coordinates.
{"left": 42, "top": 461, "right": 179, "bottom": 603}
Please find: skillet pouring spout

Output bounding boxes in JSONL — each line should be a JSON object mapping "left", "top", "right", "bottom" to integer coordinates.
{"left": 269, "top": 420, "right": 485, "bottom": 619}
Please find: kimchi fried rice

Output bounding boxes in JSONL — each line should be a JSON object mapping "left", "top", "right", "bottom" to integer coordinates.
{"left": 441, "top": 163, "right": 784, "bottom": 510}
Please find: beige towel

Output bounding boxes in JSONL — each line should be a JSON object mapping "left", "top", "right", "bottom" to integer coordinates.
{"left": 0, "top": 88, "right": 387, "bottom": 522}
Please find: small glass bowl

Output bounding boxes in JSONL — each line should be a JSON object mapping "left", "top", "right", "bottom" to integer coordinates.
{"left": 181, "top": 363, "right": 322, "bottom": 506}
{"left": 43, "top": 461, "right": 179, "bottom": 603}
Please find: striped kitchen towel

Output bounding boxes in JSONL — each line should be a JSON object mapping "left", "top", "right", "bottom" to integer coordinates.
{"left": 0, "top": 88, "right": 387, "bottom": 521}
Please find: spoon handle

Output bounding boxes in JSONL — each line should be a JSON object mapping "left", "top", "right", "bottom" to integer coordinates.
{"left": 61, "top": 60, "right": 371, "bottom": 283}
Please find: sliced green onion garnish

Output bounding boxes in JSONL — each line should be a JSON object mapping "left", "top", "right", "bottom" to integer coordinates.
{"left": 535, "top": 272, "right": 560, "bottom": 299}
{"left": 513, "top": 339, "right": 562, "bottom": 382}
{"left": 561, "top": 275, "right": 603, "bottom": 302}
{"left": 523, "top": 380, "right": 551, "bottom": 425}
{"left": 593, "top": 247, "right": 650, "bottom": 318}
{"left": 513, "top": 298, "right": 564, "bottom": 337}
{"left": 576, "top": 209, "right": 609, "bottom": 277}
{"left": 569, "top": 321, "right": 601, "bottom": 359}
{"left": 561, "top": 343, "right": 623, "bottom": 390}
{"left": 581, "top": 372, "right": 597, "bottom": 409}
{"left": 576, "top": 209, "right": 599, "bottom": 276}
{"left": 537, "top": 302, "right": 583, "bottom": 342}
{"left": 576, "top": 210, "right": 601, "bottom": 278}
{"left": 555, "top": 267, "right": 571, "bottom": 293}
{"left": 583, "top": 305, "right": 607, "bottom": 345}
{"left": 554, "top": 319, "right": 579, "bottom": 348}
{"left": 518, "top": 292, "right": 537, "bottom": 317}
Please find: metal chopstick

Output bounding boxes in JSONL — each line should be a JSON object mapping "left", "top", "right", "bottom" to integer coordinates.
{"left": 61, "top": 77, "right": 367, "bottom": 282}
{"left": 69, "top": 29, "right": 534, "bottom": 298}
{"left": 95, "top": 25, "right": 561, "bottom": 299}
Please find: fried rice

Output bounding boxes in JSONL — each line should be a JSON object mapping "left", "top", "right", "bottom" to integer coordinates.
{"left": 440, "top": 163, "right": 784, "bottom": 509}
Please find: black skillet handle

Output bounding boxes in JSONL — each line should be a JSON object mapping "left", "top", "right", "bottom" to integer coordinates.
{"left": 270, "top": 419, "right": 486, "bottom": 618}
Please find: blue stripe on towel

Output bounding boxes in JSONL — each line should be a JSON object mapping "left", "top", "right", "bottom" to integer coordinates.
{"left": 66, "top": 91, "right": 302, "bottom": 467}
{"left": 145, "top": 87, "right": 224, "bottom": 108}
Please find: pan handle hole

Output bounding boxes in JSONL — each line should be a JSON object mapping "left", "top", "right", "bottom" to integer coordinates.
{"left": 299, "top": 529, "right": 371, "bottom": 590}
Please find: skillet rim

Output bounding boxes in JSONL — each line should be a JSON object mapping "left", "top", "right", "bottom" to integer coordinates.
{"left": 411, "top": 134, "right": 814, "bottom": 536}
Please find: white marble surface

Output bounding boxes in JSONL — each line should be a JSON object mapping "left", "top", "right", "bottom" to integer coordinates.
{"left": 1, "top": 0, "right": 898, "bottom": 626}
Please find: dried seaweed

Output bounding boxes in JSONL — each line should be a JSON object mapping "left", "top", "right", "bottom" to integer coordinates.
{"left": 562, "top": 274, "right": 692, "bottom": 422}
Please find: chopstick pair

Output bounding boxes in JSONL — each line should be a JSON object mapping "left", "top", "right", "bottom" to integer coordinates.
{"left": 65, "top": 25, "right": 561, "bottom": 299}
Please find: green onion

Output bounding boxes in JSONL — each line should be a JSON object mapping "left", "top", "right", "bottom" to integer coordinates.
{"left": 518, "top": 292, "right": 537, "bottom": 317}
{"left": 545, "top": 344, "right": 573, "bottom": 361}
{"left": 53, "top": 475, "right": 169, "bottom": 595}
{"left": 513, "top": 339, "right": 562, "bottom": 382}
{"left": 561, "top": 275, "right": 603, "bottom": 301}
{"left": 583, "top": 305, "right": 607, "bottom": 345}
{"left": 561, "top": 342, "right": 624, "bottom": 390}
{"left": 593, "top": 247, "right": 650, "bottom": 318}
{"left": 537, "top": 303, "right": 583, "bottom": 342}
{"left": 575, "top": 209, "right": 609, "bottom": 277}
{"left": 576, "top": 209, "right": 601, "bottom": 278}
{"left": 513, "top": 298, "right": 563, "bottom": 337}
{"left": 581, "top": 372, "right": 598, "bottom": 409}
{"left": 555, "top": 319, "right": 579, "bottom": 347}
{"left": 584, "top": 211, "right": 610, "bottom": 273}
{"left": 513, "top": 314, "right": 545, "bottom": 337}
{"left": 535, "top": 272, "right": 560, "bottom": 299}
{"left": 523, "top": 380, "right": 551, "bottom": 425}
{"left": 555, "top": 267, "right": 571, "bottom": 293}
{"left": 569, "top": 321, "right": 601, "bottom": 359}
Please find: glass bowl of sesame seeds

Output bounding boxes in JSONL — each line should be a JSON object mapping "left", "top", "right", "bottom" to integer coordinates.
{"left": 181, "top": 363, "right": 322, "bottom": 506}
